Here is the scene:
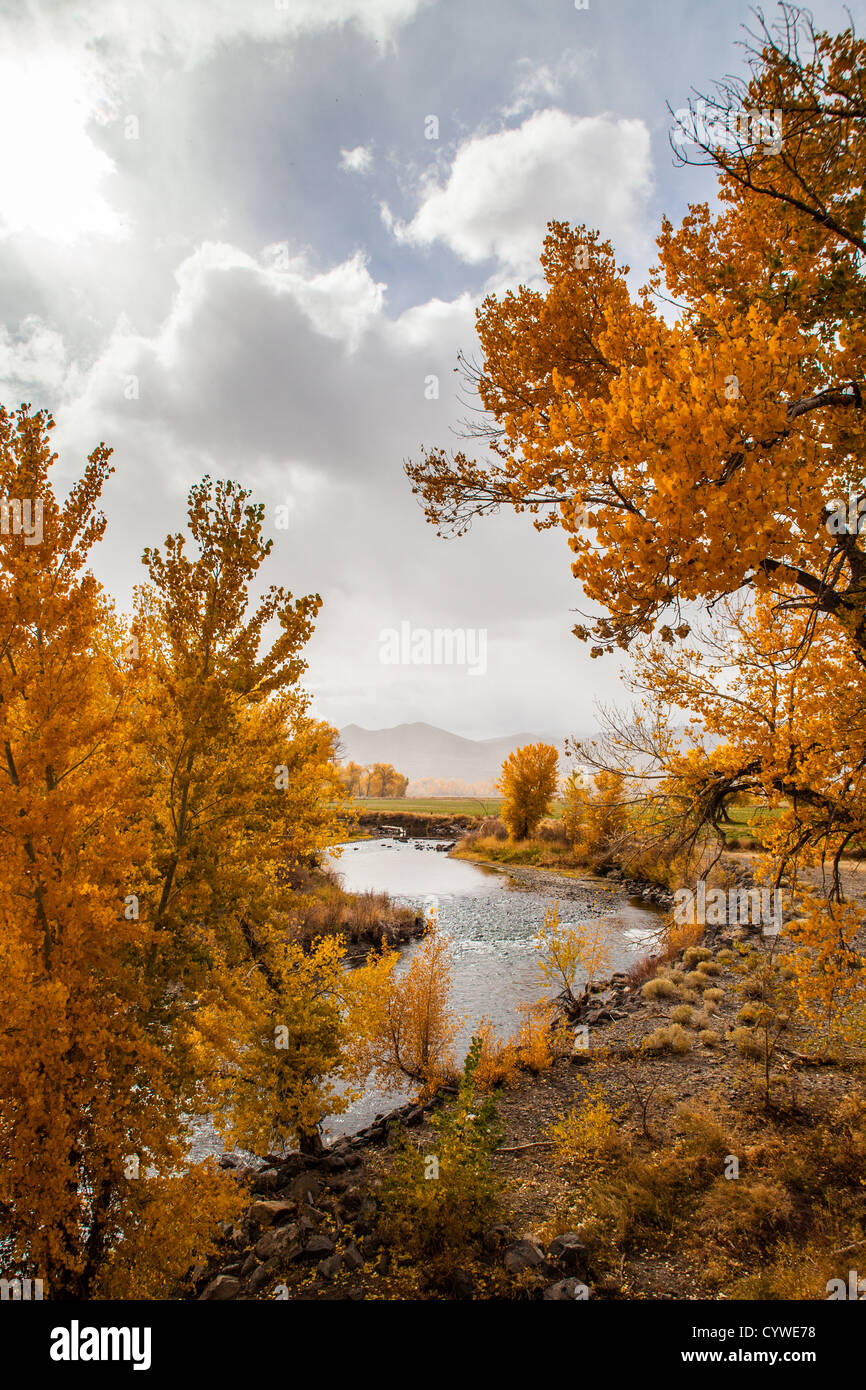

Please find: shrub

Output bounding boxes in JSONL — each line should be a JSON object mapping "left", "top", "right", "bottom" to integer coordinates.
{"left": 683, "top": 946, "right": 713, "bottom": 968}
{"left": 546, "top": 1083, "right": 624, "bottom": 1164}
{"left": 670, "top": 1004, "right": 695, "bottom": 1025}
{"left": 641, "top": 977, "right": 680, "bottom": 1001}
{"left": 730, "top": 1026, "right": 763, "bottom": 1059}
{"left": 740, "top": 976, "right": 764, "bottom": 998}
{"left": 683, "top": 971, "right": 710, "bottom": 991}
{"left": 696, "top": 960, "right": 721, "bottom": 976}
{"left": 737, "top": 1002, "right": 761, "bottom": 1025}
{"left": 691, "top": 1009, "right": 716, "bottom": 1029}
{"left": 698, "top": 1029, "right": 722, "bottom": 1046}
{"left": 537, "top": 817, "right": 569, "bottom": 845}
{"left": 479, "top": 816, "right": 507, "bottom": 840}
{"left": 703, "top": 987, "right": 724, "bottom": 1004}
{"left": 699, "top": 1179, "right": 795, "bottom": 1253}
{"left": 378, "top": 1038, "right": 503, "bottom": 1269}
{"left": 514, "top": 1001, "right": 555, "bottom": 1072}
{"left": 716, "top": 949, "right": 736, "bottom": 965}
{"left": 642, "top": 1024, "right": 693, "bottom": 1054}
{"left": 626, "top": 954, "right": 660, "bottom": 988}
{"left": 474, "top": 1018, "right": 519, "bottom": 1091}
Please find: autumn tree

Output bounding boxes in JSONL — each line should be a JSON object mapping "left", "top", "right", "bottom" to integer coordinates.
{"left": 561, "top": 769, "right": 587, "bottom": 845}
{"left": 536, "top": 902, "right": 613, "bottom": 1008}
{"left": 338, "top": 760, "right": 366, "bottom": 796}
{"left": 406, "top": 9, "right": 866, "bottom": 907}
{"left": 0, "top": 407, "right": 242, "bottom": 1299}
{"left": 133, "top": 477, "right": 386, "bottom": 1155}
{"left": 354, "top": 927, "right": 459, "bottom": 1097}
{"left": 497, "top": 741, "right": 559, "bottom": 839}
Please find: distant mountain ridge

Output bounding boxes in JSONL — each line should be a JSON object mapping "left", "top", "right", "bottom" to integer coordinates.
{"left": 337, "top": 721, "right": 574, "bottom": 786}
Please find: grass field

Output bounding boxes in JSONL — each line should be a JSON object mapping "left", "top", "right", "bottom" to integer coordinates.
{"left": 351, "top": 796, "right": 503, "bottom": 817}
{"left": 349, "top": 796, "right": 780, "bottom": 841}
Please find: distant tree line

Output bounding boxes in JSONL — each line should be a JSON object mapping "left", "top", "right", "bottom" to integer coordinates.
{"left": 339, "top": 760, "right": 409, "bottom": 798}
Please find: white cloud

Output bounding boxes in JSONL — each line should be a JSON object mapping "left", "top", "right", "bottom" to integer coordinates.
{"left": 3, "top": 1, "right": 433, "bottom": 70}
{"left": 503, "top": 51, "right": 592, "bottom": 118}
{"left": 0, "top": 55, "right": 126, "bottom": 243}
{"left": 0, "top": 317, "right": 68, "bottom": 399}
{"left": 340, "top": 145, "right": 374, "bottom": 174}
{"left": 385, "top": 108, "right": 653, "bottom": 279}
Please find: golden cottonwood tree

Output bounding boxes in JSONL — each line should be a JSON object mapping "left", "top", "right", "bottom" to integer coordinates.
{"left": 132, "top": 477, "right": 378, "bottom": 1154}
{"left": 497, "top": 742, "right": 559, "bottom": 839}
{"left": 406, "top": 13, "right": 866, "bottom": 891}
{"left": 407, "top": 14, "right": 864, "bottom": 660}
{"left": 0, "top": 407, "right": 241, "bottom": 1299}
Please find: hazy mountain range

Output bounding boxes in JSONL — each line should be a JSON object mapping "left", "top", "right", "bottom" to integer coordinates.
{"left": 337, "top": 722, "right": 581, "bottom": 788}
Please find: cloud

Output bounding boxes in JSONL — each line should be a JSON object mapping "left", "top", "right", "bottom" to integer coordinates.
{"left": 3, "top": 1, "right": 434, "bottom": 69}
{"left": 0, "top": 317, "right": 68, "bottom": 399}
{"left": 502, "top": 51, "right": 593, "bottom": 118}
{"left": 0, "top": 55, "right": 126, "bottom": 243}
{"left": 340, "top": 145, "right": 374, "bottom": 174}
{"left": 385, "top": 108, "right": 653, "bottom": 278}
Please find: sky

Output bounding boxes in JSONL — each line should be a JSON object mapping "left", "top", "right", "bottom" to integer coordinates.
{"left": 0, "top": 0, "right": 861, "bottom": 741}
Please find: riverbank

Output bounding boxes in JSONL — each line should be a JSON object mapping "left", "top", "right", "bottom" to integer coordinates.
{"left": 194, "top": 896, "right": 866, "bottom": 1301}
{"left": 455, "top": 846, "right": 674, "bottom": 911}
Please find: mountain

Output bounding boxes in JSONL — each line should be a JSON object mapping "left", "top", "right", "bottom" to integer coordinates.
{"left": 337, "top": 722, "right": 573, "bottom": 785}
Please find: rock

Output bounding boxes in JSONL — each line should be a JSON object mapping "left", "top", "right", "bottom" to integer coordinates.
{"left": 290, "top": 1172, "right": 323, "bottom": 1205}
{"left": 240, "top": 1252, "right": 259, "bottom": 1277}
{"left": 246, "top": 1199, "right": 296, "bottom": 1230}
{"left": 543, "top": 1278, "right": 588, "bottom": 1300}
{"left": 251, "top": 1168, "right": 281, "bottom": 1194}
{"left": 254, "top": 1223, "right": 301, "bottom": 1261}
{"left": 303, "top": 1232, "right": 336, "bottom": 1259}
{"left": 482, "top": 1224, "right": 510, "bottom": 1253}
{"left": 317, "top": 1252, "right": 342, "bottom": 1280}
{"left": 199, "top": 1275, "right": 240, "bottom": 1301}
{"left": 299, "top": 1204, "right": 327, "bottom": 1226}
{"left": 503, "top": 1239, "right": 544, "bottom": 1274}
{"left": 249, "top": 1259, "right": 280, "bottom": 1295}
{"left": 342, "top": 1242, "right": 364, "bottom": 1271}
{"left": 547, "top": 1233, "right": 589, "bottom": 1278}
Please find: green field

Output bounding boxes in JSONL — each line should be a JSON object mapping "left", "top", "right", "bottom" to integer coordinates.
{"left": 351, "top": 796, "right": 503, "bottom": 817}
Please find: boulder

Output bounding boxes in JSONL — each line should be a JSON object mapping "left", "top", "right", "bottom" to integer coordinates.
{"left": 251, "top": 1168, "right": 281, "bottom": 1194}
{"left": 547, "top": 1233, "right": 589, "bottom": 1278}
{"left": 249, "top": 1259, "right": 280, "bottom": 1295}
{"left": 303, "top": 1232, "right": 336, "bottom": 1259}
{"left": 246, "top": 1199, "right": 296, "bottom": 1230}
{"left": 199, "top": 1275, "right": 240, "bottom": 1301}
{"left": 503, "top": 1238, "right": 544, "bottom": 1274}
{"left": 342, "top": 1242, "right": 364, "bottom": 1272}
{"left": 317, "top": 1252, "right": 342, "bottom": 1280}
{"left": 254, "top": 1223, "right": 301, "bottom": 1261}
{"left": 543, "top": 1278, "right": 589, "bottom": 1300}
{"left": 289, "top": 1171, "right": 323, "bottom": 1205}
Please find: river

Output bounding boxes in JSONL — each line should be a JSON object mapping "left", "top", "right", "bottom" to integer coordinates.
{"left": 323, "top": 837, "right": 662, "bottom": 1138}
